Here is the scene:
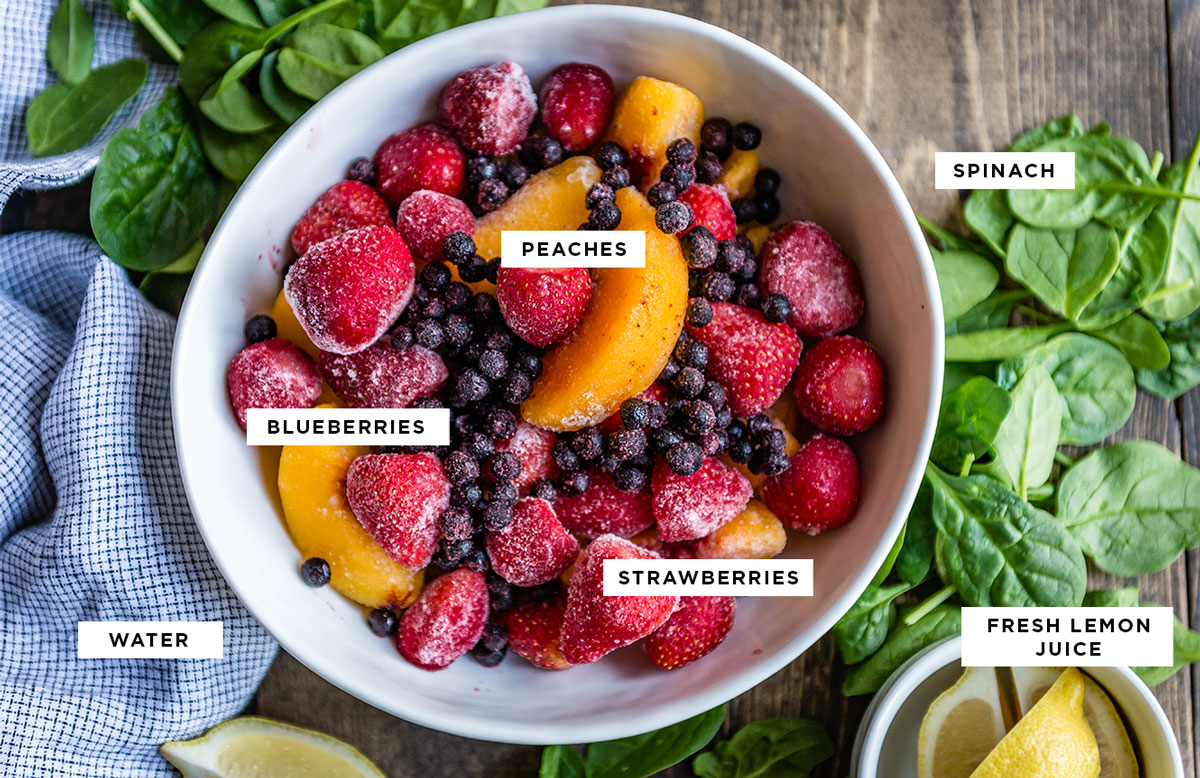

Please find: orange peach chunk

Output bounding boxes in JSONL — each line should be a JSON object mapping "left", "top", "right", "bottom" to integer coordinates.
{"left": 694, "top": 499, "right": 787, "bottom": 559}
{"left": 718, "top": 148, "right": 759, "bottom": 199}
{"left": 605, "top": 76, "right": 703, "bottom": 188}
{"left": 522, "top": 188, "right": 688, "bottom": 431}
{"left": 278, "top": 433, "right": 422, "bottom": 609}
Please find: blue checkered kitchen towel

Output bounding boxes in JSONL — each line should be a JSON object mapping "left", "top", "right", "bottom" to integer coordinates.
{"left": 0, "top": 1, "right": 278, "bottom": 775}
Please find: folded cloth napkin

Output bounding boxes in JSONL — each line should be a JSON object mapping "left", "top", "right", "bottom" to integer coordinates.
{"left": 0, "top": 233, "right": 277, "bottom": 775}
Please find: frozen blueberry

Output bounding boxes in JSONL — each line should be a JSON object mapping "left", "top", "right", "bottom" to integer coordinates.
{"left": 367, "top": 607, "right": 398, "bottom": 637}
{"left": 559, "top": 470, "right": 590, "bottom": 496}
{"left": 700, "top": 117, "right": 733, "bottom": 160}
{"left": 655, "top": 201, "right": 693, "bottom": 234}
{"left": 735, "top": 282, "right": 762, "bottom": 309}
{"left": 531, "top": 478, "right": 559, "bottom": 502}
{"left": 613, "top": 465, "right": 648, "bottom": 492}
{"left": 347, "top": 156, "right": 377, "bottom": 185}
{"left": 762, "top": 293, "right": 792, "bottom": 323}
{"left": 619, "top": 398, "right": 650, "bottom": 430}
{"left": 681, "top": 224, "right": 717, "bottom": 269}
{"left": 489, "top": 451, "right": 522, "bottom": 481}
{"left": 467, "top": 156, "right": 498, "bottom": 184}
{"left": 661, "top": 163, "right": 695, "bottom": 192}
{"left": 694, "top": 150, "right": 722, "bottom": 184}
{"left": 727, "top": 438, "right": 753, "bottom": 463}
{"left": 685, "top": 297, "right": 714, "bottom": 327}
{"left": 606, "top": 428, "right": 647, "bottom": 460}
{"left": 674, "top": 366, "right": 706, "bottom": 399}
{"left": 666, "top": 138, "right": 698, "bottom": 165}
{"left": 500, "top": 160, "right": 529, "bottom": 189}
{"left": 586, "top": 182, "right": 616, "bottom": 209}
{"left": 601, "top": 165, "right": 631, "bottom": 190}
{"left": 755, "top": 195, "right": 781, "bottom": 224}
{"left": 484, "top": 408, "right": 517, "bottom": 440}
{"left": 589, "top": 201, "right": 621, "bottom": 230}
{"left": 755, "top": 167, "right": 781, "bottom": 195}
{"left": 571, "top": 427, "right": 604, "bottom": 461}
{"left": 300, "top": 557, "right": 331, "bottom": 586}
{"left": 594, "top": 141, "right": 628, "bottom": 170}
{"left": 244, "top": 314, "right": 276, "bottom": 343}
{"left": 701, "top": 272, "right": 735, "bottom": 302}
{"left": 440, "top": 505, "right": 474, "bottom": 540}
{"left": 552, "top": 439, "right": 581, "bottom": 472}
{"left": 477, "top": 178, "right": 511, "bottom": 212}
{"left": 483, "top": 499, "right": 514, "bottom": 531}
{"left": 444, "top": 451, "right": 480, "bottom": 485}
{"left": 489, "top": 479, "right": 518, "bottom": 504}
{"left": 731, "top": 121, "right": 762, "bottom": 150}
{"left": 647, "top": 181, "right": 676, "bottom": 207}
{"left": 500, "top": 370, "right": 533, "bottom": 404}
{"left": 732, "top": 197, "right": 758, "bottom": 224}
{"left": 665, "top": 441, "right": 704, "bottom": 475}
{"left": 521, "top": 135, "right": 564, "bottom": 170}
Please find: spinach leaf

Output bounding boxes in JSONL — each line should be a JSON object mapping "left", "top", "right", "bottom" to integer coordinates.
{"left": 833, "top": 581, "right": 913, "bottom": 664}
{"left": 933, "top": 248, "right": 1000, "bottom": 320}
{"left": 930, "top": 376, "right": 1011, "bottom": 474}
{"left": 585, "top": 707, "right": 725, "bottom": 778}
{"left": 1089, "top": 313, "right": 1170, "bottom": 370}
{"left": 919, "top": 216, "right": 990, "bottom": 255}
{"left": 998, "top": 333, "right": 1135, "bottom": 446}
{"left": 963, "top": 188, "right": 1013, "bottom": 258}
{"left": 254, "top": 0, "right": 310, "bottom": 25}
{"left": 1076, "top": 209, "right": 1169, "bottom": 329}
{"left": 1136, "top": 308, "right": 1200, "bottom": 399}
{"left": 945, "top": 324, "right": 1071, "bottom": 362}
{"left": 259, "top": 49, "right": 313, "bottom": 122}
{"left": 115, "top": 0, "right": 217, "bottom": 51}
{"left": 928, "top": 467, "right": 1086, "bottom": 607}
{"left": 539, "top": 745, "right": 586, "bottom": 778}
{"left": 48, "top": 0, "right": 94, "bottom": 84}
{"left": 1143, "top": 140, "right": 1200, "bottom": 321}
{"left": 980, "top": 364, "right": 1060, "bottom": 498}
{"left": 1007, "top": 114, "right": 1085, "bottom": 152}
{"left": 944, "top": 289, "right": 1026, "bottom": 336}
{"left": 26, "top": 58, "right": 148, "bottom": 157}
{"left": 1134, "top": 612, "right": 1200, "bottom": 685}
{"left": 201, "top": 0, "right": 264, "bottom": 26}
{"left": 1057, "top": 440, "right": 1200, "bottom": 576}
{"left": 197, "top": 117, "right": 280, "bottom": 181}
{"left": 198, "top": 49, "right": 277, "bottom": 133}
{"left": 894, "top": 478, "right": 936, "bottom": 584}
{"left": 277, "top": 24, "right": 383, "bottom": 101}
{"left": 842, "top": 604, "right": 961, "bottom": 696}
{"left": 1082, "top": 588, "right": 1140, "bottom": 608}
{"left": 90, "top": 89, "right": 220, "bottom": 271}
{"left": 1004, "top": 221, "right": 1120, "bottom": 322}
{"left": 179, "top": 20, "right": 268, "bottom": 104}
{"left": 374, "top": 0, "right": 461, "bottom": 51}
{"left": 138, "top": 268, "right": 193, "bottom": 313}
{"left": 692, "top": 718, "right": 833, "bottom": 778}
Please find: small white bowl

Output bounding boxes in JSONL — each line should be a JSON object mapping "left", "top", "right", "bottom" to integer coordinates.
{"left": 850, "top": 637, "right": 1185, "bottom": 778}
{"left": 172, "top": 5, "right": 942, "bottom": 744}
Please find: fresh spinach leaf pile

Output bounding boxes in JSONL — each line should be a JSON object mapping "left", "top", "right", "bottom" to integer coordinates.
{"left": 25, "top": 0, "right": 544, "bottom": 306}
{"left": 838, "top": 115, "right": 1200, "bottom": 695}
{"left": 538, "top": 707, "right": 834, "bottom": 778}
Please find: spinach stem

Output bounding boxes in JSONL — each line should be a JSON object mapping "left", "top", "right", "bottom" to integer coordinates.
{"left": 904, "top": 584, "right": 956, "bottom": 626}
{"left": 127, "top": 0, "right": 182, "bottom": 63}
{"left": 1054, "top": 450, "right": 1076, "bottom": 468}
{"left": 958, "top": 456, "right": 974, "bottom": 478}
{"left": 1014, "top": 305, "right": 1057, "bottom": 324}
{"left": 1089, "top": 181, "right": 1200, "bottom": 203}
{"left": 264, "top": 0, "right": 352, "bottom": 42}
{"left": 1141, "top": 280, "right": 1195, "bottom": 306}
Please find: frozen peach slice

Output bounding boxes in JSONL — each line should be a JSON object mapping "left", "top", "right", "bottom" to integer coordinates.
{"left": 278, "top": 433, "right": 423, "bottom": 609}
{"left": 694, "top": 499, "right": 787, "bottom": 559}
{"left": 270, "top": 289, "right": 336, "bottom": 403}
{"left": 718, "top": 147, "right": 759, "bottom": 199}
{"left": 522, "top": 188, "right": 688, "bottom": 431}
{"left": 605, "top": 76, "right": 703, "bottom": 188}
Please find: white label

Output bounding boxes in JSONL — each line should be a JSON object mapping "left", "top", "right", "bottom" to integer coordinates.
{"left": 500, "top": 230, "right": 646, "bottom": 268}
{"left": 961, "top": 607, "right": 1174, "bottom": 667}
{"left": 246, "top": 407, "right": 450, "bottom": 446}
{"left": 602, "top": 559, "right": 813, "bottom": 597}
{"left": 78, "top": 621, "right": 224, "bottom": 658}
{"left": 935, "top": 152, "right": 1075, "bottom": 189}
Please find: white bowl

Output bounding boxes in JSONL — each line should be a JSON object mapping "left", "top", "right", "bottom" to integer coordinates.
{"left": 850, "top": 637, "right": 1185, "bottom": 778}
{"left": 172, "top": 4, "right": 942, "bottom": 744}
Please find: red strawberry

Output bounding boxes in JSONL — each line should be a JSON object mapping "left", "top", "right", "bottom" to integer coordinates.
{"left": 289, "top": 180, "right": 392, "bottom": 257}
{"left": 346, "top": 453, "right": 449, "bottom": 569}
{"left": 486, "top": 498, "right": 579, "bottom": 586}
{"left": 374, "top": 124, "right": 466, "bottom": 208}
{"left": 762, "top": 434, "right": 860, "bottom": 534}
{"left": 794, "top": 335, "right": 885, "bottom": 435}
{"left": 629, "top": 527, "right": 696, "bottom": 560}
{"left": 678, "top": 184, "right": 736, "bottom": 241}
{"left": 685, "top": 302, "right": 801, "bottom": 417}
{"left": 397, "top": 568, "right": 488, "bottom": 670}
{"left": 555, "top": 472, "right": 653, "bottom": 538}
{"left": 502, "top": 595, "right": 572, "bottom": 670}
{"left": 645, "top": 596, "right": 736, "bottom": 670}
{"left": 538, "top": 62, "right": 615, "bottom": 152}
{"left": 651, "top": 457, "right": 752, "bottom": 542}
{"left": 496, "top": 267, "right": 591, "bottom": 347}
{"left": 438, "top": 61, "right": 537, "bottom": 156}
{"left": 760, "top": 221, "right": 864, "bottom": 337}
{"left": 494, "top": 420, "right": 558, "bottom": 493}
{"left": 597, "top": 384, "right": 669, "bottom": 434}
{"left": 394, "top": 190, "right": 475, "bottom": 262}
{"left": 226, "top": 339, "right": 322, "bottom": 429}
{"left": 560, "top": 535, "right": 677, "bottom": 664}
{"left": 283, "top": 226, "right": 415, "bottom": 354}
{"left": 318, "top": 343, "right": 447, "bottom": 408}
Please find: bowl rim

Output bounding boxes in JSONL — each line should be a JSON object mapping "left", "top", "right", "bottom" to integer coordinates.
{"left": 171, "top": 3, "right": 944, "bottom": 744}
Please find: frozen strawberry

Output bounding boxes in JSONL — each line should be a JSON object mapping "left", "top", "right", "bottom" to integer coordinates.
{"left": 794, "top": 335, "right": 885, "bottom": 435}
{"left": 290, "top": 180, "right": 392, "bottom": 257}
{"left": 762, "top": 434, "right": 860, "bottom": 534}
{"left": 284, "top": 226, "right": 415, "bottom": 354}
{"left": 629, "top": 527, "right": 696, "bottom": 559}
{"left": 598, "top": 384, "right": 669, "bottom": 434}
{"left": 685, "top": 302, "right": 801, "bottom": 417}
{"left": 226, "top": 339, "right": 322, "bottom": 429}
{"left": 374, "top": 124, "right": 466, "bottom": 208}
{"left": 555, "top": 472, "right": 653, "bottom": 538}
{"left": 486, "top": 498, "right": 579, "bottom": 586}
{"left": 651, "top": 458, "right": 752, "bottom": 542}
{"left": 494, "top": 420, "right": 558, "bottom": 493}
{"left": 346, "top": 453, "right": 449, "bottom": 569}
{"left": 560, "top": 535, "right": 677, "bottom": 664}
{"left": 539, "top": 62, "right": 615, "bottom": 152}
{"left": 645, "top": 596, "right": 735, "bottom": 670}
{"left": 438, "top": 61, "right": 537, "bottom": 156}
{"left": 502, "top": 595, "right": 572, "bottom": 670}
{"left": 760, "top": 221, "right": 864, "bottom": 337}
{"left": 319, "top": 343, "right": 447, "bottom": 408}
{"left": 397, "top": 567, "right": 488, "bottom": 670}
{"left": 496, "top": 267, "right": 591, "bottom": 347}
{"left": 678, "top": 184, "right": 736, "bottom": 241}
{"left": 394, "top": 190, "right": 475, "bottom": 262}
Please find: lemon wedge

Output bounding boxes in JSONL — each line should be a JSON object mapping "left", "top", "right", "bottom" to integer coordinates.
{"left": 160, "top": 716, "right": 386, "bottom": 778}
{"left": 1013, "top": 667, "right": 1139, "bottom": 778}
{"left": 970, "top": 667, "right": 1099, "bottom": 778}
{"left": 917, "top": 666, "right": 1009, "bottom": 778}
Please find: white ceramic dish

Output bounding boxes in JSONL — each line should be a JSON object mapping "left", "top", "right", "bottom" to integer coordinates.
{"left": 172, "top": 4, "right": 942, "bottom": 744}
{"left": 850, "top": 637, "right": 1185, "bottom": 778}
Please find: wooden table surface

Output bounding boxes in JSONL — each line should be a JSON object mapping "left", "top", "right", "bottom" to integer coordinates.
{"left": 2, "top": 0, "right": 1197, "bottom": 775}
